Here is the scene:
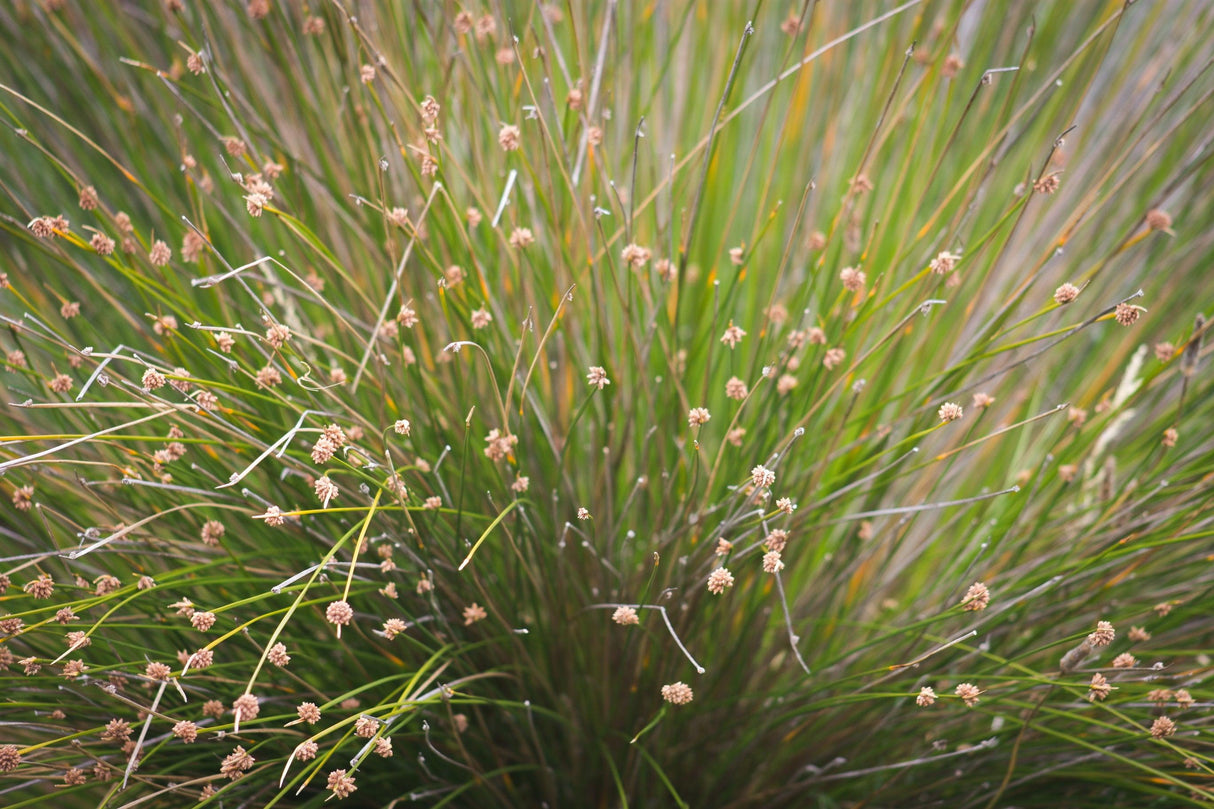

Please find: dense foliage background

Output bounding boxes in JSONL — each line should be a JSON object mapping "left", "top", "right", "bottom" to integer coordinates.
{"left": 1, "top": 1, "right": 1212, "bottom": 807}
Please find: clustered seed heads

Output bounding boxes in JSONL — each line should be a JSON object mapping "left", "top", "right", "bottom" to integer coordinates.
{"left": 1150, "top": 716, "right": 1176, "bottom": 738}
{"left": 930, "top": 250, "right": 960, "bottom": 274}
{"left": 508, "top": 226, "right": 534, "bottom": 248}
{"left": 1145, "top": 208, "right": 1172, "bottom": 231}
{"left": 1054, "top": 283, "right": 1080, "bottom": 304}
{"left": 327, "top": 769, "right": 357, "bottom": 798}
{"left": 326, "top": 600, "right": 354, "bottom": 629}
{"left": 938, "top": 402, "right": 964, "bottom": 422}
{"left": 173, "top": 720, "right": 198, "bottom": 743}
{"left": 190, "top": 611, "right": 216, "bottom": 631}
{"left": 612, "top": 606, "right": 639, "bottom": 625}
{"left": 1089, "top": 620, "right": 1116, "bottom": 647}
{"left": 463, "top": 603, "right": 487, "bottom": 625}
{"left": 720, "top": 321, "right": 746, "bottom": 348}
{"left": 621, "top": 243, "right": 651, "bottom": 268}
{"left": 706, "top": 567, "right": 734, "bottom": 595}
{"left": 1033, "top": 172, "right": 1061, "bottom": 194}
{"left": 498, "top": 123, "right": 521, "bottom": 151}
{"left": 661, "top": 682, "right": 693, "bottom": 705}
{"left": 264, "top": 323, "right": 291, "bottom": 348}
{"left": 1114, "top": 302, "right": 1144, "bottom": 326}
{"left": 586, "top": 366, "right": 611, "bottom": 390}
{"left": 219, "top": 745, "right": 254, "bottom": 780}
{"left": 954, "top": 682, "right": 981, "bottom": 707}
{"left": 1087, "top": 673, "right": 1115, "bottom": 701}
{"left": 840, "top": 266, "right": 865, "bottom": 292}
{"left": 483, "top": 428, "right": 518, "bottom": 461}
{"left": 297, "top": 702, "right": 322, "bottom": 724}
{"left": 960, "top": 582, "right": 990, "bottom": 611}
{"left": 823, "top": 347, "right": 846, "bottom": 370}
{"left": 751, "top": 465, "right": 775, "bottom": 489}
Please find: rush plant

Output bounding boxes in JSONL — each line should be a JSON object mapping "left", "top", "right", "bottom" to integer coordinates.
{"left": 1, "top": 1, "right": 1212, "bottom": 807}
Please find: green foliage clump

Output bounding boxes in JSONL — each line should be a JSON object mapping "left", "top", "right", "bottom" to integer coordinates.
{"left": 1, "top": 2, "right": 1213, "bottom": 807}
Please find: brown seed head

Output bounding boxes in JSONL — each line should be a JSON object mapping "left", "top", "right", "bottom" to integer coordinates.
{"left": 1114, "top": 303, "right": 1144, "bottom": 326}
{"left": 661, "top": 682, "right": 693, "bottom": 705}
{"left": 1145, "top": 209, "right": 1172, "bottom": 231}
{"left": 611, "top": 606, "right": 639, "bottom": 626}
{"left": 1054, "top": 283, "right": 1080, "bottom": 304}
{"left": 498, "top": 124, "right": 521, "bottom": 151}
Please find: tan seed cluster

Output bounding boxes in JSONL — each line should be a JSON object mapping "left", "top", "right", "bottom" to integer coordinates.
{"left": 706, "top": 567, "right": 734, "bottom": 595}
{"left": 955, "top": 682, "right": 981, "bottom": 707}
{"left": 612, "top": 606, "right": 639, "bottom": 625}
{"left": 938, "top": 402, "right": 964, "bottom": 422}
{"left": 960, "top": 582, "right": 990, "bottom": 611}
{"left": 661, "top": 682, "right": 694, "bottom": 705}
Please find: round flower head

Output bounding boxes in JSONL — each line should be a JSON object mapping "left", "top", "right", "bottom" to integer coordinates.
{"left": 972, "top": 392, "right": 995, "bottom": 409}
{"left": 762, "top": 550, "right": 784, "bottom": 574}
{"left": 296, "top": 702, "right": 321, "bottom": 724}
{"left": 954, "top": 682, "right": 981, "bottom": 707}
{"left": 960, "top": 582, "right": 990, "bottom": 611}
{"left": 508, "top": 226, "right": 534, "bottom": 248}
{"left": 498, "top": 124, "right": 521, "bottom": 151}
{"left": 1114, "top": 302, "right": 1144, "bottom": 326}
{"left": 220, "top": 745, "right": 255, "bottom": 780}
{"left": 916, "top": 686, "right": 936, "bottom": 707}
{"left": 750, "top": 465, "right": 775, "bottom": 488}
{"left": 612, "top": 606, "right": 639, "bottom": 625}
{"left": 621, "top": 243, "right": 651, "bottom": 268}
{"left": 327, "top": 769, "right": 357, "bottom": 798}
{"left": 1145, "top": 208, "right": 1172, "bottom": 231}
{"left": 706, "top": 567, "right": 734, "bottom": 595}
{"left": 839, "top": 266, "right": 865, "bottom": 292}
{"left": 1088, "top": 620, "right": 1115, "bottom": 648}
{"left": 326, "top": 600, "right": 354, "bottom": 630}
{"left": 929, "top": 250, "right": 960, "bottom": 274}
{"left": 938, "top": 402, "right": 963, "bottom": 422}
{"left": 0, "top": 745, "right": 22, "bottom": 772}
{"left": 1149, "top": 716, "right": 1176, "bottom": 738}
{"left": 1033, "top": 172, "right": 1061, "bottom": 194}
{"left": 462, "top": 602, "right": 487, "bottom": 625}
{"left": 1087, "top": 672, "right": 1115, "bottom": 701}
{"left": 586, "top": 366, "right": 611, "bottom": 390}
{"left": 1054, "top": 283, "right": 1080, "bottom": 305}
{"left": 720, "top": 321, "right": 746, "bottom": 348}
{"left": 661, "top": 681, "right": 693, "bottom": 705}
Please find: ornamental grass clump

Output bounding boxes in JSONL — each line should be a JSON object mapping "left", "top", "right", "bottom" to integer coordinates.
{"left": 1, "top": 2, "right": 1213, "bottom": 807}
